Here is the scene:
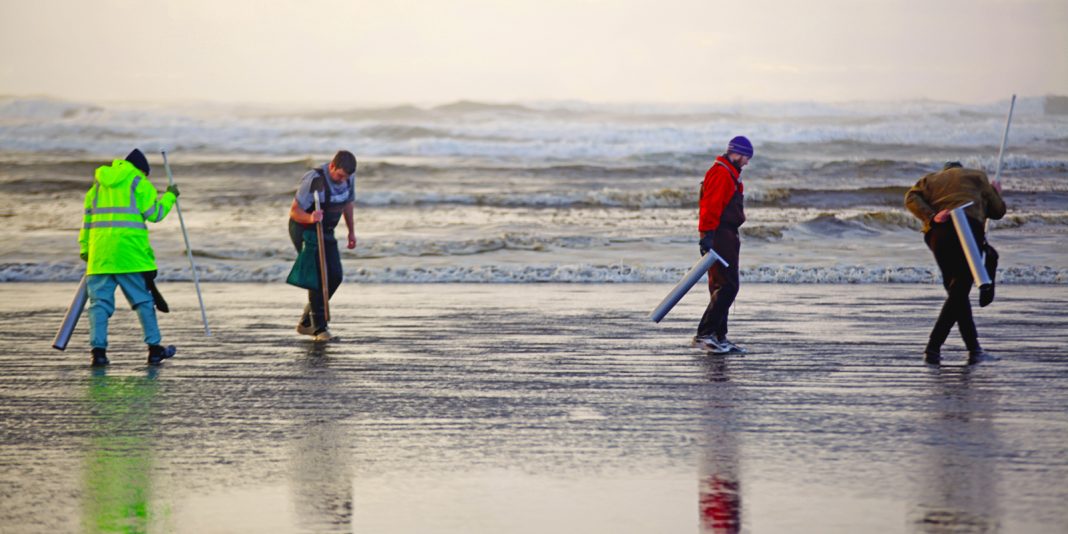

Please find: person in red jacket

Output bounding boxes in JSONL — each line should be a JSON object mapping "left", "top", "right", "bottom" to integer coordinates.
{"left": 695, "top": 136, "right": 753, "bottom": 354}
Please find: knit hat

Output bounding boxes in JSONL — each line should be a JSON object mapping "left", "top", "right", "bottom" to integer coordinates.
{"left": 726, "top": 136, "right": 754, "bottom": 158}
{"left": 125, "top": 149, "right": 150, "bottom": 176}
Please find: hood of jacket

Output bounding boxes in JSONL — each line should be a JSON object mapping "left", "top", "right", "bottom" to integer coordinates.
{"left": 94, "top": 159, "right": 143, "bottom": 188}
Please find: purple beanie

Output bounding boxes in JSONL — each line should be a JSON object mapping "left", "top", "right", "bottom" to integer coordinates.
{"left": 726, "top": 136, "right": 754, "bottom": 158}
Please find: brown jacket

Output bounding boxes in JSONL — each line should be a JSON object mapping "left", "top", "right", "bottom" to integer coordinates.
{"left": 904, "top": 167, "right": 1006, "bottom": 233}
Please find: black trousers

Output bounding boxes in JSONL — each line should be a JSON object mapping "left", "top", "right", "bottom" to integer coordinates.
{"left": 697, "top": 228, "right": 741, "bottom": 339}
{"left": 289, "top": 219, "right": 343, "bottom": 328}
{"left": 924, "top": 219, "right": 990, "bottom": 354}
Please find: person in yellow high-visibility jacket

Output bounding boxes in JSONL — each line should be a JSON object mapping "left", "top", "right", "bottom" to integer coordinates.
{"left": 79, "top": 149, "right": 179, "bottom": 366}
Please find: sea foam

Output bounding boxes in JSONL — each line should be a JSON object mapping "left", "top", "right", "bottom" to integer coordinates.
{"left": 5, "top": 261, "right": 1064, "bottom": 284}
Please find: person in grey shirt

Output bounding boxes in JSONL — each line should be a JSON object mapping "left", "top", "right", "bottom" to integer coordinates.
{"left": 288, "top": 150, "right": 357, "bottom": 341}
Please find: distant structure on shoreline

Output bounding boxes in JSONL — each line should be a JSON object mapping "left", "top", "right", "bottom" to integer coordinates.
{"left": 1045, "top": 95, "right": 1068, "bottom": 115}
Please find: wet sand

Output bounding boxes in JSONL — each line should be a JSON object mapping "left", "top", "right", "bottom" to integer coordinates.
{"left": 1, "top": 282, "right": 1066, "bottom": 533}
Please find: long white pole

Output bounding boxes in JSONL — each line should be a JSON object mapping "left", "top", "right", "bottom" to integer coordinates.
{"left": 162, "top": 150, "right": 211, "bottom": 336}
{"left": 984, "top": 95, "right": 1016, "bottom": 254}
{"left": 992, "top": 94, "right": 1016, "bottom": 187}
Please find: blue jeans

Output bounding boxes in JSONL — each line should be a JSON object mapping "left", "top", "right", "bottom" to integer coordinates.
{"left": 87, "top": 273, "right": 161, "bottom": 349}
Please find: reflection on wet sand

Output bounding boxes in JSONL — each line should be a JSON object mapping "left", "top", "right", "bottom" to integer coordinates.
{"left": 698, "top": 355, "right": 742, "bottom": 534}
{"left": 1, "top": 283, "right": 1065, "bottom": 532}
{"left": 289, "top": 343, "right": 353, "bottom": 533}
{"left": 911, "top": 368, "right": 1001, "bottom": 532}
{"left": 82, "top": 367, "right": 161, "bottom": 533}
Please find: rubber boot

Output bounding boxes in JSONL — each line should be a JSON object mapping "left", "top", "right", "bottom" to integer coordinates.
{"left": 923, "top": 350, "right": 941, "bottom": 366}
{"left": 91, "top": 348, "right": 109, "bottom": 367}
{"left": 968, "top": 348, "right": 1000, "bottom": 365}
{"left": 147, "top": 344, "right": 177, "bottom": 365}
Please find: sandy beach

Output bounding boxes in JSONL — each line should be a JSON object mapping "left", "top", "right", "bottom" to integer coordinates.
{"left": 2, "top": 94, "right": 1066, "bottom": 533}
{"left": 3, "top": 0, "right": 1067, "bottom": 531}
{"left": 1, "top": 282, "right": 1066, "bottom": 533}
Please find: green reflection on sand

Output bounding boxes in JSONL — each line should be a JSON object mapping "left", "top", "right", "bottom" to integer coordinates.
{"left": 82, "top": 369, "right": 163, "bottom": 534}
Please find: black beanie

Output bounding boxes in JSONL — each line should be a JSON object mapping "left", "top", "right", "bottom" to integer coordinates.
{"left": 125, "top": 149, "right": 150, "bottom": 176}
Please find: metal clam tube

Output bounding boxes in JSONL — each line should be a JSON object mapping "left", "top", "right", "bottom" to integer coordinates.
{"left": 649, "top": 250, "right": 729, "bottom": 323}
{"left": 162, "top": 151, "right": 211, "bottom": 336}
{"left": 314, "top": 191, "right": 330, "bottom": 322}
{"left": 949, "top": 202, "right": 992, "bottom": 288}
{"left": 52, "top": 275, "right": 88, "bottom": 351}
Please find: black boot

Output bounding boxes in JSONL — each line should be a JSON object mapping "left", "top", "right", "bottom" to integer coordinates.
{"left": 923, "top": 350, "right": 941, "bottom": 365}
{"left": 147, "top": 344, "right": 177, "bottom": 365}
{"left": 968, "top": 349, "right": 1000, "bottom": 365}
{"left": 91, "top": 348, "right": 109, "bottom": 367}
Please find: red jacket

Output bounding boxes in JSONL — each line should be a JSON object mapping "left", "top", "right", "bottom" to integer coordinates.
{"left": 698, "top": 155, "right": 744, "bottom": 232}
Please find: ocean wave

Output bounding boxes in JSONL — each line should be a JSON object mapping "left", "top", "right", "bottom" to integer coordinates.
{"left": 288, "top": 97, "right": 1054, "bottom": 122}
{"left": 4, "top": 97, "right": 1068, "bottom": 162}
{"left": 0, "top": 157, "right": 696, "bottom": 182}
{"left": 784, "top": 211, "right": 929, "bottom": 236}
{"left": 188, "top": 248, "right": 290, "bottom": 261}
{"left": 740, "top": 225, "right": 786, "bottom": 240}
{"left": 810, "top": 158, "right": 933, "bottom": 178}
{"left": 842, "top": 210, "right": 923, "bottom": 231}
{"left": 307, "top": 100, "right": 543, "bottom": 121}
{"left": 358, "top": 124, "right": 508, "bottom": 142}
{"left": 748, "top": 186, "right": 908, "bottom": 207}
{"left": 186, "top": 235, "right": 615, "bottom": 261}
{"left": 0, "top": 176, "right": 89, "bottom": 194}
{"left": 990, "top": 212, "right": 1068, "bottom": 229}
{"left": 357, "top": 160, "right": 694, "bottom": 180}
{"left": 0, "top": 97, "right": 104, "bottom": 121}
{"left": 6, "top": 261, "right": 1065, "bottom": 284}
{"left": 353, "top": 187, "right": 933, "bottom": 210}
{"left": 765, "top": 154, "right": 1068, "bottom": 183}
{"left": 357, "top": 188, "right": 696, "bottom": 209}
{"left": 795, "top": 214, "right": 881, "bottom": 237}
{"left": 193, "top": 218, "right": 930, "bottom": 260}
{"left": 354, "top": 235, "right": 610, "bottom": 258}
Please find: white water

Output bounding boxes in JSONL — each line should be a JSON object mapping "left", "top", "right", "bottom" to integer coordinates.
{"left": 1, "top": 96, "right": 1065, "bottom": 283}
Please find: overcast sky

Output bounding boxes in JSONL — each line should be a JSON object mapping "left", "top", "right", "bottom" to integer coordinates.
{"left": 1, "top": 0, "right": 1065, "bottom": 105}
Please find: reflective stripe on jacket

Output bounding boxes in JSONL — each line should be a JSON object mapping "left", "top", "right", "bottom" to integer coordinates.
{"left": 78, "top": 160, "right": 177, "bottom": 274}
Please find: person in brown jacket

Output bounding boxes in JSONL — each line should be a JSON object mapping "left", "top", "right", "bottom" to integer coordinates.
{"left": 905, "top": 162, "right": 1006, "bottom": 365}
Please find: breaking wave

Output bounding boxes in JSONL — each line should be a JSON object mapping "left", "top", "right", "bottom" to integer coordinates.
{"left": 990, "top": 213, "right": 1068, "bottom": 229}
{"left": 357, "top": 188, "right": 695, "bottom": 209}
{"left": 3, "top": 97, "right": 1068, "bottom": 164}
{"left": 5, "top": 261, "right": 1065, "bottom": 284}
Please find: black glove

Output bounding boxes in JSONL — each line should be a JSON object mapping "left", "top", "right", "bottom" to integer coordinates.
{"left": 80, "top": 252, "right": 88, "bottom": 262}
{"left": 166, "top": 184, "right": 180, "bottom": 197}
{"left": 699, "top": 233, "right": 714, "bottom": 256}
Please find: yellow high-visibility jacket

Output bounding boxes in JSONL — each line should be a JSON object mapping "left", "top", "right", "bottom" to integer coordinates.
{"left": 79, "top": 160, "right": 176, "bottom": 274}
